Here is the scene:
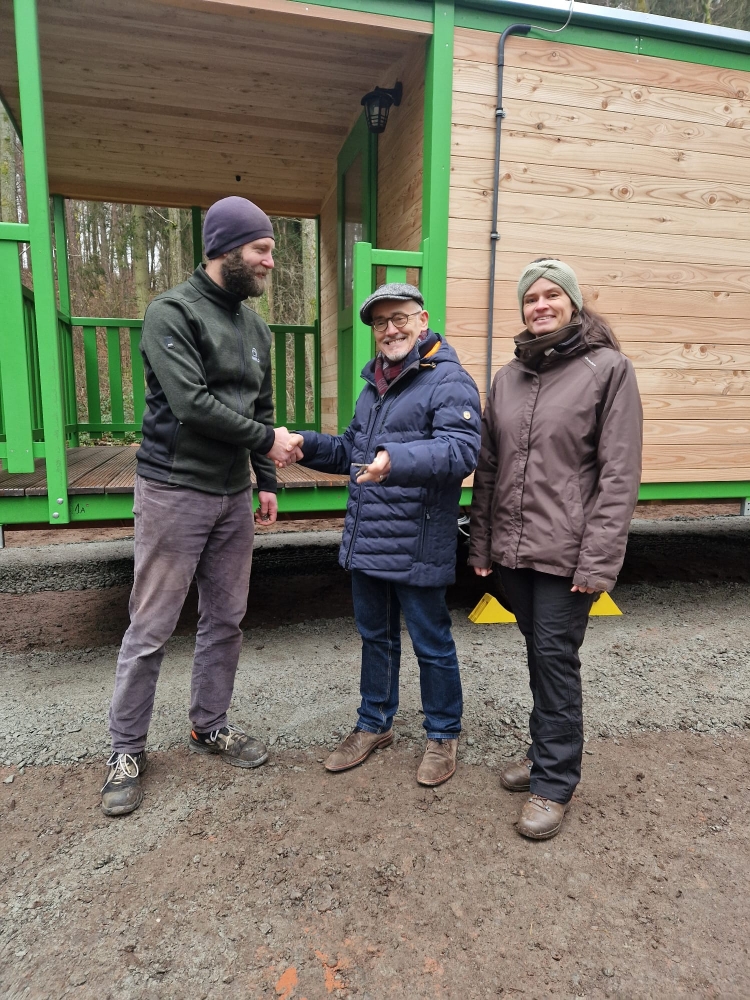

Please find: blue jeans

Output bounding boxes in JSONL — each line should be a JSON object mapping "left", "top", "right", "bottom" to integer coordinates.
{"left": 351, "top": 570, "right": 463, "bottom": 740}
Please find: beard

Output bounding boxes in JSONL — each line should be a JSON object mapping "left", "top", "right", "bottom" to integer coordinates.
{"left": 220, "top": 248, "right": 268, "bottom": 299}
{"left": 382, "top": 344, "right": 411, "bottom": 363}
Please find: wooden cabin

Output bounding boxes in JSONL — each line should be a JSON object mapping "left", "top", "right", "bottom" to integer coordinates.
{"left": 1, "top": 0, "right": 750, "bottom": 536}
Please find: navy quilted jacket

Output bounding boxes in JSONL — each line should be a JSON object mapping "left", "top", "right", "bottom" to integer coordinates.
{"left": 299, "top": 335, "right": 481, "bottom": 587}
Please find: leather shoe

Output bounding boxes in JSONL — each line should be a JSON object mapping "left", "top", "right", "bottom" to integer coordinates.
{"left": 324, "top": 728, "right": 393, "bottom": 772}
{"left": 516, "top": 793, "right": 568, "bottom": 840}
{"left": 417, "top": 738, "right": 458, "bottom": 787}
{"left": 499, "top": 756, "right": 533, "bottom": 791}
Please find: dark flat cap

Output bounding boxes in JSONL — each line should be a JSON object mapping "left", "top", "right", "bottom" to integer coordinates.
{"left": 359, "top": 282, "right": 424, "bottom": 325}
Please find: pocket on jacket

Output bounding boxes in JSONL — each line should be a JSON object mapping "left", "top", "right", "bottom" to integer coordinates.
{"left": 564, "top": 479, "right": 585, "bottom": 538}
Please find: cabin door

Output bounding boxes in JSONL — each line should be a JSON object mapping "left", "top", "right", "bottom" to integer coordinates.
{"left": 336, "top": 113, "right": 377, "bottom": 432}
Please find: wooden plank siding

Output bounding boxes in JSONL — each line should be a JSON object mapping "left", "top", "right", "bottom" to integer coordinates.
{"left": 447, "top": 27, "right": 750, "bottom": 484}
{"left": 376, "top": 39, "right": 426, "bottom": 259}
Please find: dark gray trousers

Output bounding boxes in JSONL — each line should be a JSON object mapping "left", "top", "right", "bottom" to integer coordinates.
{"left": 499, "top": 567, "right": 596, "bottom": 804}
{"left": 109, "top": 476, "right": 254, "bottom": 754}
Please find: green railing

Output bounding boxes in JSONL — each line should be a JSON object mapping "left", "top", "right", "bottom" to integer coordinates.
{"left": 270, "top": 324, "right": 319, "bottom": 431}
{"left": 2, "top": 294, "right": 321, "bottom": 449}
{"left": 71, "top": 318, "right": 145, "bottom": 439}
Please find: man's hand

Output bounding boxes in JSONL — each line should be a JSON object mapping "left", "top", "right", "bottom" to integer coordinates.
{"left": 355, "top": 449, "right": 391, "bottom": 484}
{"left": 571, "top": 585, "right": 596, "bottom": 594}
{"left": 286, "top": 433, "right": 304, "bottom": 456}
{"left": 267, "top": 427, "right": 303, "bottom": 468}
{"left": 473, "top": 566, "right": 493, "bottom": 577}
{"left": 255, "top": 491, "right": 278, "bottom": 525}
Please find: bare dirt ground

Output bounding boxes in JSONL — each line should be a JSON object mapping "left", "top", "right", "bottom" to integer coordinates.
{"left": 2, "top": 551, "right": 750, "bottom": 997}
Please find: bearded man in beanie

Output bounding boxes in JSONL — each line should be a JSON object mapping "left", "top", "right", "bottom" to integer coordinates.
{"left": 286, "top": 285, "right": 481, "bottom": 787}
{"left": 102, "top": 196, "right": 301, "bottom": 817}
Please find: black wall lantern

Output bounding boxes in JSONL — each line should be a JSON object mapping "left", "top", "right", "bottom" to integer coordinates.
{"left": 361, "top": 82, "right": 403, "bottom": 134}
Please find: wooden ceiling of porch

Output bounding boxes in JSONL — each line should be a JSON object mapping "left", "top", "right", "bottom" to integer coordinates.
{"left": 0, "top": 0, "right": 429, "bottom": 216}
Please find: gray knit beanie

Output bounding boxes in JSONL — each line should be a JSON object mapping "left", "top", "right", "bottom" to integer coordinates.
{"left": 203, "top": 196, "right": 275, "bottom": 259}
{"left": 517, "top": 259, "right": 583, "bottom": 319}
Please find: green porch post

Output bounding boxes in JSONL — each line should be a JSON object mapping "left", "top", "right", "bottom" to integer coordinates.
{"left": 14, "top": 0, "right": 70, "bottom": 523}
{"left": 421, "top": 0, "right": 455, "bottom": 335}
{"left": 52, "top": 195, "right": 71, "bottom": 316}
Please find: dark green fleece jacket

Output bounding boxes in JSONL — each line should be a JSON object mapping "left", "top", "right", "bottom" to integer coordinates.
{"left": 136, "top": 265, "right": 277, "bottom": 494}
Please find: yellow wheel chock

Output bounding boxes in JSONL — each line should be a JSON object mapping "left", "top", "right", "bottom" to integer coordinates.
{"left": 469, "top": 591, "right": 623, "bottom": 623}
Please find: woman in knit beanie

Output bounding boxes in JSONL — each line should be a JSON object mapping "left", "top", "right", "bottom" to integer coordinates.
{"left": 468, "top": 257, "right": 643, "bottom": 841}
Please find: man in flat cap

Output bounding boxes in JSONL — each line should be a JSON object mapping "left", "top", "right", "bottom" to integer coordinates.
{"left": 102, "top": 196, "right": 300, "bottom": 816}
{"left": 286, "top": 284, "right": 481, "bottom": 786}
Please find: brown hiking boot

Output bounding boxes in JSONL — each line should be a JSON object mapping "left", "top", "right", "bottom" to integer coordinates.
{"left": 516, "top": 794, "right": 569, "bottom": 840}
{"left": 499, "top": 756, "right": 533, "bottom": 792}
{"left": 417, "top": 738, "right": 458, "bottom": 787}
{"left": 324, "top": 729, "right": 393, "bottom": 772}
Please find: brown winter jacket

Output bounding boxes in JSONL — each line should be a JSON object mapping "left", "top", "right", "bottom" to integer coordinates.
{"left": 468, "top": 326, "right": 643, "bottom": 592}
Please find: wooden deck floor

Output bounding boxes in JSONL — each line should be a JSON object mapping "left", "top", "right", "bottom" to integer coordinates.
{"left": 0, "top": 447, "right": 350, "bottom": 497}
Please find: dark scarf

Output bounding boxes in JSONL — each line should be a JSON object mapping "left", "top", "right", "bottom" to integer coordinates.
{"left": 374, "top": 330, "right": 441, "bottom": 397}
{"left": 513, "top": 317, "right": 583, "bottom": 370}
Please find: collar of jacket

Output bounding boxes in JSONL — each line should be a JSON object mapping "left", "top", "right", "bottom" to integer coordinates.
{"left": 513, "top": 318, "right": 584, "bottom": 371}
{"left": 188, "top": 264, "right": 247, "bottom": 311}
{"left": 363, "top": 330, "right": 443, "bottom": 388}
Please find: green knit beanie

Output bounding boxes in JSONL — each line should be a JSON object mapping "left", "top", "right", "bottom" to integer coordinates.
{"left": 517, "top": 259, "right": 583, "bottom": 320}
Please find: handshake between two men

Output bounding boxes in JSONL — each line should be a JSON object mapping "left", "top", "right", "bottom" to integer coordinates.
{"left": 267, "top": 427, "right": 391, "bottom": 484}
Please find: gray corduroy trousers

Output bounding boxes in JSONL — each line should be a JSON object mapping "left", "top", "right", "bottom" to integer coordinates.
{"left": 108, "top": 475, "right": 254, "bottom": 754}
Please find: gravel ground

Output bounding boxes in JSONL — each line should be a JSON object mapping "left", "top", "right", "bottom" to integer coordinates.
{"left": 2, "top": 534, "right": 750, "bottom": 998}
{"left": 1, "top": 580, "right": 748, "bottom": 769}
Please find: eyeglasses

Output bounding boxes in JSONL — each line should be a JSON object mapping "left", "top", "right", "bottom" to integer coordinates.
{"left": 370, "top": 310, "right": 422, "bottom": 333}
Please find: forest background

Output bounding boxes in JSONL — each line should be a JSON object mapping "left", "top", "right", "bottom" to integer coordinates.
{"left": 0, "top": 0, "right": 748, "bottom": 431}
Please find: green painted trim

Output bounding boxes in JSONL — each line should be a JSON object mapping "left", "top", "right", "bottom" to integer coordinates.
{"left": 0, "top": 222, "right": 30, "bottom": 241}
{"left": 2, "top": 478, "right": 747, "bottom": 527}
{"left": 0, "top": 241, "right": 35, "bottom": 472}
{"left": 285, "top": 0, "right": 433, "bottom": 21}
{"left": 352, "top": 241, "right": 375, "bottom": 402}
{"left": 458, "top": 0, "right": 750, "bottom": 56}
{"left": 458, "top": 482, "right": 750, "bottom": 505}
{"left": 52, "top": 196, "right": 71, "bottom": 318}
{"left": 455, "top": 5, "right": 750, "bottom": 69}
{"left": 638, "top": 481, "right": 750, "bottom": 501}
{"left": 14, "top": 0, "right": 70, "bottom": 523}
{"left": 273, "top": 486, "right": 349, "bottom": 514}
{"left": 636, "top": 35, "right": 750, "bottom": 70}
{"left": 369, "top": 249, "right": 424, "bottom": 266}
{"left": 455, "top": 8, "right": 639, "bottom": 53}
{"left": 71, "top": 317, "right": 142, "bottom": 327}
{"left": 0, "top": 496, "right": 48, "bottom": 523}
{"left": 421, "top": 0, "right": 454, "bottom": 334}
{"left": 191, "top": 206, "right": 203, "bottom": 269}
{"left": 0, "top": 488, "right": 349, "bottom": 525}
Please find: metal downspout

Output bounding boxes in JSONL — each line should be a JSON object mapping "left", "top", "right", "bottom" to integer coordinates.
{"left": 486, "top": 23, "right": 530, "bottom": 399}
